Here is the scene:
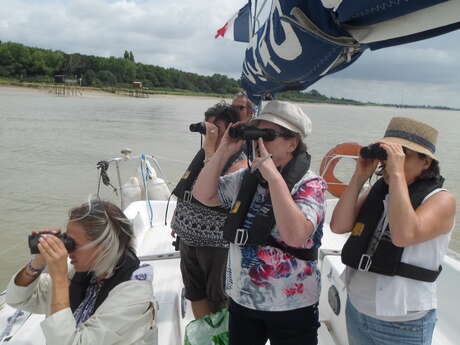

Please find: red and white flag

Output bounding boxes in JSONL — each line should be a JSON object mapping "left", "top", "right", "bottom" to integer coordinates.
{"left": 215, "top": 2, "right": 251, "bottom": 43}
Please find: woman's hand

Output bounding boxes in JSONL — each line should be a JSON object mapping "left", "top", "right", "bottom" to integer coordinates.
{"left": 253, "top": 138, "right": 280, "bottom": 183}
{"left": 354, "top": 156, "right": 379, "bottom": 183}
{"left": 38, "top": 233, "right": 69, "bottom": 283}
{"left": 216, "top": 122, "right": 245, "bottom": 157}
{"left": 203, "top": 122, "right": 219, "bottom": 155}
{"left": 30, "top": 228, "right": 61, "bottom": 270}
{"left": 378, "top": 141, "right": 406, "bottom": 181}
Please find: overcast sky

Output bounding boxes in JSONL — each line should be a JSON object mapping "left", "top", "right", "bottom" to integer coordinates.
{"left": 1, "top": 0, "right": 460, "bottom": 108}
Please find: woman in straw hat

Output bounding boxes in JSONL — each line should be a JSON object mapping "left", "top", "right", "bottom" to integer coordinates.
{"left": 331, "top": 117, "right": 456, "bottom": 345}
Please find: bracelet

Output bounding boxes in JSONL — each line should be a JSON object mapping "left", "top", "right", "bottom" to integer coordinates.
{"left": 26, "top": 260, "right": 45, "bottom": 276}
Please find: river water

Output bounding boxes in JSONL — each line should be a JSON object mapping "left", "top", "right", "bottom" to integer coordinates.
{"left": 0, "top": 86, "right": 459, "bottom": 289}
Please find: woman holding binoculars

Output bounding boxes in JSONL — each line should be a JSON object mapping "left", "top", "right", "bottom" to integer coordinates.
{"left": 331, "top": 117, "right": 456, "bottom": 345}
{"left": 171, "top": 101, "right": 248, "bottom": 320}
{"left": 6, "top": 199, "right": 156, "bottom": 345}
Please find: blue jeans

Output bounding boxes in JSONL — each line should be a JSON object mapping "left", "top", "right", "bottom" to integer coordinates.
{"left": 346, "top": 299, "right": 437, "bottom": 345}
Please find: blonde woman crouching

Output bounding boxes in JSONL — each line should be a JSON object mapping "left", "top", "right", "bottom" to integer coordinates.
{"left": 6, "top": 200, "right": 156, "bottom": 345}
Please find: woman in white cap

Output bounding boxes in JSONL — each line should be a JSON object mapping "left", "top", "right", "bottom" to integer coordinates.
{"left": 331, "top": 117, "right": 456, "bottom": 345}
{"left": 193, "top": 100, "right": 327, "bottom": 345}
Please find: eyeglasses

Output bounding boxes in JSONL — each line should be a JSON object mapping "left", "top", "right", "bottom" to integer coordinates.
{"left": 233, "top": 105, "right": 247, "bottom": 111}
{"left": 273, "top": 130, "right": 297, "bottom": 139}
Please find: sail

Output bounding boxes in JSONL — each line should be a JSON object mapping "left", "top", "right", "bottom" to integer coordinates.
{"left": 240, "top": 0, "right": 460, "bottom": 103}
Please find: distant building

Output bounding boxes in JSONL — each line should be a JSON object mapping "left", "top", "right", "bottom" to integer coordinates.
{"left": 54, "top": 75, "right": 81, "bottom": 85}
{"left": 54, "top": 75, "right": 65, "bottom": 83}
{"left": 132, "top": 81, "right": 143, "bottom": 88}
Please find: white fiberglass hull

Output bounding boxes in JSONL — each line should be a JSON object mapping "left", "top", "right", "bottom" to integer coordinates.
{"left": 1, "top": 200, "right": 459, "bottom": 345}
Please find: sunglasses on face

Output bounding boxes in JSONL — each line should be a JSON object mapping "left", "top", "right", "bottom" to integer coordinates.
{"left": 233, "top": 105, "right": 247, "bottom": 111}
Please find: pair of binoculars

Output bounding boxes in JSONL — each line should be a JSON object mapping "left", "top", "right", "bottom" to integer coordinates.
{"left": 28, "top": 232, "right": 76, "bottom": 254}
{"left": 189, "top": 123, "right": 277, "bottom": 141}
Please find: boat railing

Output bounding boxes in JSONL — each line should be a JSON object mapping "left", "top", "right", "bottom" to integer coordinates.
{"left": 100, "top": 148, "right": 169, "bottom": 210}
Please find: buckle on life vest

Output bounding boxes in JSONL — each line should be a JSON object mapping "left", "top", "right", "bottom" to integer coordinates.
{"left": 358, "top": 254, "right": 372, "bottom": 271}
{"left": 183, "top": 191, "right": 192, "bottom": 203}
{"left": 235, "top": 228, "right": 248, "bottom": 246}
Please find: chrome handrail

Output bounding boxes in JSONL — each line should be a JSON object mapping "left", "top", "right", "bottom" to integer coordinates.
{"left": 102, "top": 149, "right": 170, "bottom": 210}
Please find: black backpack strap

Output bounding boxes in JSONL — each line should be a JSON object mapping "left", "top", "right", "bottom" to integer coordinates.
{"left": 396, "top": 263, "right": 442, "bottom": 283}
{"left": 266, "top": 236, "right": 318, "bottom": 261}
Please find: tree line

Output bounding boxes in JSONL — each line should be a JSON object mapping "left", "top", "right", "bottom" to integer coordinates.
{"left": 0, "top": 41, "right": 240, "bottom": 94}
{"left": 0, "top": 40, "right": 386, "bottom": 107}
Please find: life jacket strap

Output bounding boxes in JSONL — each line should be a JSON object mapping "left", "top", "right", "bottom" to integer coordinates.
{"left": 396, "top": 263, "right": 442, "bottom": 283}
{"left": 266, "top": 236, "right": 318, "bottom": 261}
{"left": 235, "top": 228, "right": 249, "bottom": 246}
{"left": 357, "top": 253, "right": 441, "bottom": 282}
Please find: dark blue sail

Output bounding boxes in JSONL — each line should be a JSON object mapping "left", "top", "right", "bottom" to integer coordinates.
{"left": 240, "top": 0, "right": 460, "bottom": 104}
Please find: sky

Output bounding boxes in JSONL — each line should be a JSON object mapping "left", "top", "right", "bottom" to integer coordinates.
{"left": 1, "top": 0, "right": 460, "bottom": 108}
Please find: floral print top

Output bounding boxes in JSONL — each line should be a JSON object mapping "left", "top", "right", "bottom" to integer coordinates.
{"left": 218, "top": 168, "right": 327, "bottom": 311}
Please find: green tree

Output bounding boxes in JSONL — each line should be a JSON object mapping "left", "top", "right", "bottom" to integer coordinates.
{"left": 82, "top": 69, "right": 96, "bottom": 86}
{"left": 96, "top": 70, "right": 117, "bottom": 85}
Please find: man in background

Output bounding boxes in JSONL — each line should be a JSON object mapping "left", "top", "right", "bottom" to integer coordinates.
{"left": 232, "top": 91, "right": 255, "bottom": 122}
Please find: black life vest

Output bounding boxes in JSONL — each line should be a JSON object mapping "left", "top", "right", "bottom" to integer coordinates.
{"left": 222, "top": 151, "right": 319, "bottom": 261}
{"left": 69, "top": 248, "right": 140, "bottom": 314}
{"left": 341, "top": 177, "right": 444, "bottom": 282}
{"left": 171, "top": 148, "right": 241, "bottom": 212}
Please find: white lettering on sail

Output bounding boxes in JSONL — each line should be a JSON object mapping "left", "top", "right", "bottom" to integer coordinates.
{"left": 242, "top": 35, "right": 267, "bottom": 84}
{"left": 269, "top": 0, "right": 302, "bottom": 61}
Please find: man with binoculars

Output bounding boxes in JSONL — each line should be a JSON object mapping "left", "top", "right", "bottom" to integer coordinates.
{"left": 193, "top": 100, "right": 326, "bottom": 345}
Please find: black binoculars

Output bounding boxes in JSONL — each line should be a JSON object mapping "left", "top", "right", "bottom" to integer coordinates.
{"left": 28, "top": 232, "right": 76, "bottom": 254}
{"left": 229, "top": 124, "right": 277, "bottom": 141}
{"left": 360, "top": 143, "right": 387, "bottom": 160}
{"left": 189, "top": 122, "right": 207, "bottom": 135}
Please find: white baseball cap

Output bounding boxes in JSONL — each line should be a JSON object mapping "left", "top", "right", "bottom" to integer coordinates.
{"left": 252, "top": 100, "right": 312, "bottom": 140}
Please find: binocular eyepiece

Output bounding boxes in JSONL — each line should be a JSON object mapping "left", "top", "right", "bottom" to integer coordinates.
{"left": 189, "top": 122, "right": 206, "bottom": 135}
{"left": 28, "top": 232, "right": 76, "bottom": 254}
{"left": 360, "top": 143, "right": 387, "bottom": 160}
{"left": 228, "top": 124, "right": 277, "bottom": 141}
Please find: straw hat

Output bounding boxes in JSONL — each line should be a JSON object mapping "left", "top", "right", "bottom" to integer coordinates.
{"left": 380, "top": 117, "right": 438, "bottom": 160}
{"left": 252, "top": 100, "right": 312, "bottom": 141}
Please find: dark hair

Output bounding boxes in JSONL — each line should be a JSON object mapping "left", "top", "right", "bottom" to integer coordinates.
{"left": 204, "top": 101, "right": 239, "bottom": 124}
{"left": 375, "top": 152, "right": 442, "bottom": 182}
{"left": 417, "top": 153, "right": 442, "bottom": 181}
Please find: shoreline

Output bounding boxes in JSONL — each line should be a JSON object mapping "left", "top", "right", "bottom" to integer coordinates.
{"left": 1, "top": 82, "right": 459, "bottom": 113}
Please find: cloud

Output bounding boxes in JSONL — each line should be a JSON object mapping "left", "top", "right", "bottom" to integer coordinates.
{"left": 1, "top": 0, "right": 460, "bottom": 107}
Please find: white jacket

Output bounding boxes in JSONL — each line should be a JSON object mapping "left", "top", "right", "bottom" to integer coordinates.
{"left": 6, "top": 268, "right": 156, "bottom": 345}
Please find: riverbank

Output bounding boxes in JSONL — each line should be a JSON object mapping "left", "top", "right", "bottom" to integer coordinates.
{"left": 0, "top": 78, "right": 236, "bottom": 100}
{"left": 1, "top": 79, "right": 458, "bottom": 111}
